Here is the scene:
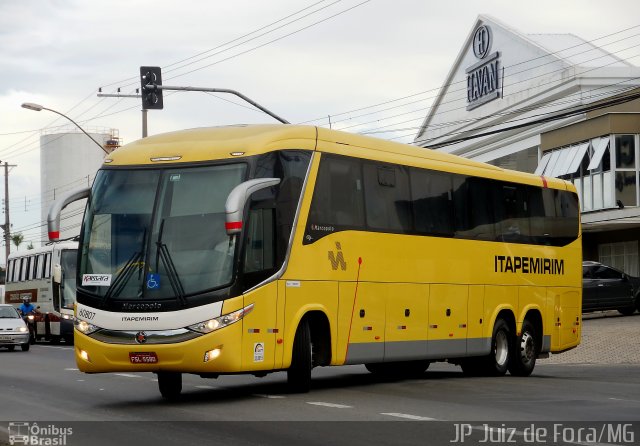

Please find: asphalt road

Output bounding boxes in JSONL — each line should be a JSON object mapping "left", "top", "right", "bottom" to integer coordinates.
{"left": 1, "top": 313, "right": 639, "bottom": 446}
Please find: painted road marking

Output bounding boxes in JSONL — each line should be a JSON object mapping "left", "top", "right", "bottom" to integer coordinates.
{"left": 64, "top": 368, "right": 79, "bottom": 371}
{"left": 195, "top": 385, "right": 217, "bottom": 389}
{"left": 609, "top": 397, "right": 640, "bottom": 403}
{"left": 381, "top": 413, "right": 438, "bottom": 421}
{"left": 307, "top": 402, "right": 352, "bottom": 409}
{"left": 114, "top": 373, "right": 143, "bottom": 378}
{"left": 253, "top": 394, "right": 286, "bottom": 399}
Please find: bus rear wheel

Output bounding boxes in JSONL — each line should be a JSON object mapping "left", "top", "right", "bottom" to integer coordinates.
{"left": 158, "top": 371, "right": 182, "bottom": 400}
{"left": 287, "top": 319, "right": 312, "bottom": 393}
{"left": 508, "top": 320, "right": 537, "bottom": 377}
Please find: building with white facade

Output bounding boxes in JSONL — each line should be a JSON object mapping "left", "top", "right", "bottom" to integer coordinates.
{"left": 40, "top": 129, "right": 119, "bottom": 243}
{"left": 415, "top": 15, "right": 640, "bottom": 275}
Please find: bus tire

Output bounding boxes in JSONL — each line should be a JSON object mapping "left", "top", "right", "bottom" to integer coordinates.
{"left": 158, "top": 371, "right": 182, "bottom": 400}
{"left": 483, "top": 318, "right": 511, "bottom": 376}
{"left": 287, "top": 319, "right": 312, "bottom": 393}
{"left": 508, "top": 320, "right": 537, "bottom": 377}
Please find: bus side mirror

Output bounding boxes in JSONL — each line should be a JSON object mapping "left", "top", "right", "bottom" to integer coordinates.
{"left": 53, "top": 264, "right": 62, "bottom": 284}
{"left": 48, "top": 186, "right": 90, "bottom": 241}
{"left": 225, "top": 178, "right": 281, "bottom": 236}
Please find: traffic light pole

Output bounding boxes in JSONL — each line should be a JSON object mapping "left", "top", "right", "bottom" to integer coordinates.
{"left": 147, "top": 85, "right": 290, "bottom": 124}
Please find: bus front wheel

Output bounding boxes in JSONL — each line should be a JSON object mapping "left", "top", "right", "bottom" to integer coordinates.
{"left": 508, "top": 320, "right": 537, "bottom": 377}
{"left": 158, "top": 371, "right": 182, "bottom": 400}
{"left": 287, "top": 319, "right": 312, "bottom": 393}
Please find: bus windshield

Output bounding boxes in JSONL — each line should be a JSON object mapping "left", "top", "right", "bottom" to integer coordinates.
{"left": 60, "top": 249, "right": 77, "bottom": 309}
{"left": 79, "top": 163, "right": 247, "bottom": 300}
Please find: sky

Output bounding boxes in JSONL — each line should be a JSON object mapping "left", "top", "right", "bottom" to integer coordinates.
{"left": 2, "top": 0, "right": 640, "bottom": 259}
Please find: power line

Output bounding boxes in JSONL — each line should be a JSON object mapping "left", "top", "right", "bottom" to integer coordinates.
{"left": 335, "top": 42, "right": 640, "bottom": 134}
{"left": 422, "top": 89, "right": 640, "bottom": 149}
{"left": 298, "top": 24, "right": 640, "bottom": 126}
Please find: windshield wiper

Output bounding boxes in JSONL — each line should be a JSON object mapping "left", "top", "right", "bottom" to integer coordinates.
{"left": 100, "top": 250, "right": 142, "bottom": 306}
{"left": 156, "top": 219, "right": 187, "bottom": 308}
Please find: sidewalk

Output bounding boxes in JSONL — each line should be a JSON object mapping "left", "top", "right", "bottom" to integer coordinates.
{"left": 541, "top": 312, "right": 640, "bottom": 364}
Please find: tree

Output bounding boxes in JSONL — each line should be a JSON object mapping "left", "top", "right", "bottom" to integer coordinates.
{"left": 11, "top": 233, "right": 24, "bottom": 250}
{"left": 27, "top": 242, "right": 34, "bottom": 250}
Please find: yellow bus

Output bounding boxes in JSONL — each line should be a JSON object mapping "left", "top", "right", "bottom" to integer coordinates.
{"left": 48, "top": 125, "right": 581, "bottom": 399}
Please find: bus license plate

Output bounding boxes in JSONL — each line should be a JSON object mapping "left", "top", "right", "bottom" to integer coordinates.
{"left": 129, "top": 352, "right": 158, "bottom": 364}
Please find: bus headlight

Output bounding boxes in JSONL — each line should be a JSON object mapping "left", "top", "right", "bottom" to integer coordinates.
{"left": 188, "top": 303, "right": 254, "bottom": 334}
{"left": 75, "top": 319, "right": 101, "bottom": 335}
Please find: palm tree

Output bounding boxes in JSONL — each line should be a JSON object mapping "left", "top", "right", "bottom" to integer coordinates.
{"left": 11, "top": 233, "right": 24, "bottom": 251}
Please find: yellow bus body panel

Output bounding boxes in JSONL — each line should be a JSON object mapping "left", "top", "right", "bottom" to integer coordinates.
{"left": 80, "top": 124, "right": 581, "bottom": 375}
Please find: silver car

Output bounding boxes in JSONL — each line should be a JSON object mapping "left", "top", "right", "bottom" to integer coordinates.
{"left": 0, "top": 304, "right": 30, "bottom": 352}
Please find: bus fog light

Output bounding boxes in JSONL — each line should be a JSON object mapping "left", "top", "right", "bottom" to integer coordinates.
{"left": 79, "top": 350, "right": 90, "bottom": 362}
{"left": 204, "top": 348, "right": 221, "bottom": 362}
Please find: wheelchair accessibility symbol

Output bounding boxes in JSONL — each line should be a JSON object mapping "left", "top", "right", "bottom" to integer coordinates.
{"left": 146, "top": 273, "right": 160, "bottom": 290}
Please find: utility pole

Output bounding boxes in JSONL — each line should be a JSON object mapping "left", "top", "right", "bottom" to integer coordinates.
{"left": 2, "top": 161, "right": 16, "bottom": 263}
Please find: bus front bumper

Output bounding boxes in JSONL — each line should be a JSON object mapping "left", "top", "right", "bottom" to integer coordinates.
{"left": 74, "top": 323, "right": 243, "bottom": 374}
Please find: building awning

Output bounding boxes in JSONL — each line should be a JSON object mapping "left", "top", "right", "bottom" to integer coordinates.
{"left": 534, "top": 141, "right": 590, "bottom": 177}
{"left": 587, "top": 137, "right": 610, "bottom": 171}
{"left": 534, "top": 151, "right": 551, "bottom": 175}
{"left": 565, "top": 141, "right": 590, "bottom": 175}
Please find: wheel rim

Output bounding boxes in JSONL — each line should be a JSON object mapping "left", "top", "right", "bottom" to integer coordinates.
{"left": 520, "top": 332, "right": 535, "bottom": 363}
{"left": 494, "top": 330, "right": 509, "bottom": 366}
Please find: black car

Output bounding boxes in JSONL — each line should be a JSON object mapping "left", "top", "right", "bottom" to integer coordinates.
{"left": 582, "top": 261, "right": 640, "bottom": 315}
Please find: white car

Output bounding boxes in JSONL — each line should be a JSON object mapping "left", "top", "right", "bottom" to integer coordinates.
{"left": 0, "top": 304, "right": 30, "bottom": 352}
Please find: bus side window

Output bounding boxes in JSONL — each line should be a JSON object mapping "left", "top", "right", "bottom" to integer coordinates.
{"left": 29, "top": 255, "right": 36, "bottom": 280}
{"left": 254, "top": 150, "right": 311, "bottom": 265}
{"left": 410, "top": 168, "right": 454, "bottom": 237}
{"left": 44, "top": 253, "right": 52, "bottom": 279}
{"left": 36, "top": 254, "right": 44, "bottom": 279}
{"left": 244, "top": 208, "right": 276, "bottom": 274}
{"left": 306, "top": 155, "right": 365, "bottom": 242}
{"left": 453, "top": 176, "right": 496, "bottom": 241}
{"left": 363, "top": 163, "right": 412, "bottom": 232}
{"left": 494, "top": 183, "right": 530, "bottom": 243}
{"left": 20, "top": 258, "right": 27, "bottom": 282}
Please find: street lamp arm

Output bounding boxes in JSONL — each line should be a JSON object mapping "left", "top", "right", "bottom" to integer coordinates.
{"left": 21, "top": 103, "right": 109, "bottom": 154}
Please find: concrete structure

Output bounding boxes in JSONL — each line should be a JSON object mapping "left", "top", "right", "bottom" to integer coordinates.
{"left": 415, "top": 15, "right": 640, "bottom": 275}
{"left": 39, "top": 129, "right": 119, "bottom": 243}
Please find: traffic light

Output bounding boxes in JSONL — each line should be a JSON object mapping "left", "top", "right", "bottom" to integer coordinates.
{"left": 140, "top": 66, "right": 163, "bottom": 110}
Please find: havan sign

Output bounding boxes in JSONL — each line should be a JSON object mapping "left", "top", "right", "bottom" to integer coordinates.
{"left": 466, "top": 25, "right": 502, "bottom": 111}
